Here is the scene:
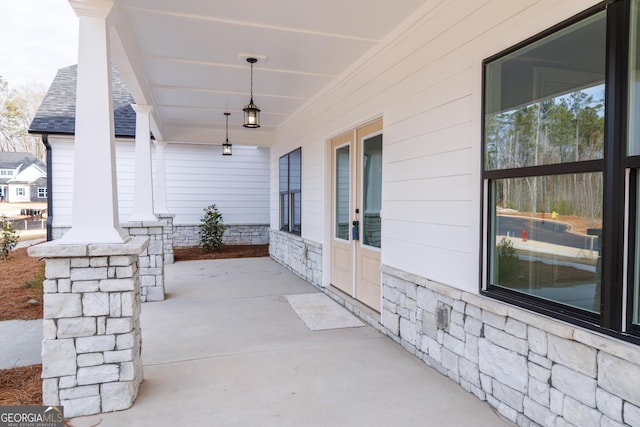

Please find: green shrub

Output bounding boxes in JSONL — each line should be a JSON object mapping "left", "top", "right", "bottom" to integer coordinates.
{"left": 496, "top": 237, "right": 520, "bottom": 283}
{"left": 25, "top": 263, "right": 45, "bottom": 304}
{"left": 0, "top": 215, "right": 19, "bottom": 260}
{"left": 553, "top": 200, "right": 575, "bottom": 216}
{"left": 199, "top": 204, "right": 225, "bottom": 253}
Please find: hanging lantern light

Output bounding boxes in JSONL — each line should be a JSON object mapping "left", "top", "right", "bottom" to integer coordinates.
{"left": 222, "top": 112, "right": 232, "bottom": 156}
{"left": 243, "top": 57, "right": 261, "bottom": 128}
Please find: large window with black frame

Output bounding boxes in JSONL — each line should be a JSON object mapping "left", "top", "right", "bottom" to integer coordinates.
{"left": 482, "top": 1, "right": 640, "bottom": 341}
{"left": 629, "top": 0, "right": 640, "bottom": 335}
{"left": 279, "top": 148, "right": 301, "bottom": 234}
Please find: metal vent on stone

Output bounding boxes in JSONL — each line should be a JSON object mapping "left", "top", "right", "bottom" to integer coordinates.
{"left": 436, "top": 303, "right": 451, "bottom": 330}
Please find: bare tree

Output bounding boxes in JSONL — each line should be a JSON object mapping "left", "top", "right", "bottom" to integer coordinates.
{"left": 487, "top": 88, "right": 604, "bottom": 221}
{"left": 0, "top": 75, "right": 47, "bottom": 159}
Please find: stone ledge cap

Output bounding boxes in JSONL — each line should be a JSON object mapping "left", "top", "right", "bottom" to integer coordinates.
{"left": 88, "top": 236, "right": 149, "bottom": 256}
{"left": 28, "top": 236, "right": 149, "bottom": 258}
{"left": 178, "top": 222, "right": 268, "bottom": 227}
{"left": 29, "top": 242, "right": 89, "bottom": 258}
{"left": 122, "top": 221, "right": 164, "bottom": 228}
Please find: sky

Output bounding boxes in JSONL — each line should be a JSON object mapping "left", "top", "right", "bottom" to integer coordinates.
{"left": 0, "top": 0, "right": 78, "bottom": 90}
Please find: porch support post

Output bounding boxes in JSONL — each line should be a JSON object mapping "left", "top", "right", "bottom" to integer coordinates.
{"left": 153, "top": 140, "right": 169, "bottom": 215}
{"left": 29, "top": 0, "right": 148, "bottom": 418}
{"left": 152, "top": 140, "right": 175, "bottom": 264}
{"left": 62, "top": 0, "right": 127, "bottom": 244}
{"left": 129, "top": 104, "right": 157, "bottom": 222}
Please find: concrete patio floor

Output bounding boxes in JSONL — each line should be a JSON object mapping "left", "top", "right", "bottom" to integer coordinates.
{"left": 71, "top": 257, "right": 513, "bottom": 427}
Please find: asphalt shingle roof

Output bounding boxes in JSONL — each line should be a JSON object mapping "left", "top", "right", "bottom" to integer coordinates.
{"left": 0, "top": 152, "right": 45, "bottom": 170}
{"left": 0, "top": 152, "right": 45, "bottom": 185}
{"left": 29, "top": 64, "right": 136, "bottom": 137}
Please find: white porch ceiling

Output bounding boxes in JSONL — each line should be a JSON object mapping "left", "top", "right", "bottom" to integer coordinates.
{"left": 107, "top": 0, "right": 426, "bottom": 146}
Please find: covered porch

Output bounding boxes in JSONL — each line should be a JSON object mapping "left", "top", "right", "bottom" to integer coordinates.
{"left": 68, "top": 256, "right": 510, "bottom": 426}
{"left": 26, "top": 1, "right": 640, "bottom": 425}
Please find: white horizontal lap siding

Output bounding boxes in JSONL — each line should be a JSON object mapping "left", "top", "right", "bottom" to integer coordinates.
{"left": 115, "top": 142, "right": 135, "bottom": 219}
{"left": 269, "top": 155, "right": 279, "bottom": 228}
{"left": 49, "top": 137, "right": 75, "bottom": 228}
{"left": 383, "top": 119, "right": 475, "bottom": 287}
{"left": 50, "top": 138, "right": 269, "bottom": 229}
{"left": 163, "top": 144, "right": 269, "bottom": 225}
{"left": 50, "top": 138, "right": 137, "bottom": 227}
{"left": 300, "top": 141, "right": 324, "bottom": 242}
{"left": 272, "top": 0, "right": 600, "bottom": 293}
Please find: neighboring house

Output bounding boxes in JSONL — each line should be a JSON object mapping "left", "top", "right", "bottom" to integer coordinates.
{"left": 29, "top": 65, "right": 270, "bottom": 245}
{"left": 0, "top": 152, "right": 47, "bottom": 202}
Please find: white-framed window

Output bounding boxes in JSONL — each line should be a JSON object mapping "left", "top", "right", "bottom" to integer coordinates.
{"left": 0, "top": 169, "right": 14, "bottom": 177}
{"left": 38, "top": 187, "right": 47, "bottom": 198}
{"left": 16, "top": 187, "right": 25, "bottom": 196}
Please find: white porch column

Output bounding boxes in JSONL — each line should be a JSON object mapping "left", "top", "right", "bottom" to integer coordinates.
{"left": 62, "top": 0, "right": 127, "bottom": 244}
{"left": 129, "top": 104, "right": 157, "bottom": 222}
{"left": 152, "top": 140, "right": 169, "bottom": 215}
{"left": 153, "top": 140, "right": 174, "bottom": 265}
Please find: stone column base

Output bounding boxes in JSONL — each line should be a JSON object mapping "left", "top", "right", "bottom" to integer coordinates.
{"left": 28, "top": 236, "right": 148, "bottom": 418}
{"left": 123, "top": 222, "right": 166, "bottom": 302}
{"left": 156, "top": 213, "right": 175, "bottom": 264}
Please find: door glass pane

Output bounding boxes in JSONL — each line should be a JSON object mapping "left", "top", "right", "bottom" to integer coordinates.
{"left": 362, "top": 134, "right": 382, "bottom": 248}
{"left": 335, "top": 145, "right": 350, "bottom": 240}
{"left": 489, "top": 173, "right": 602, "bottom": 313}
{"left": 484, "top": 12, "right": 606, "bottom": 170}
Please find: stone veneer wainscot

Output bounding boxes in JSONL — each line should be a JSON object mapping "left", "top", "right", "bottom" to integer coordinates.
{"left": 173, "top": 223, "right": 269, "bottom": 247}
{"left": 379, "top": 265, "right": 640, "bottom": 427}
{"left": 269, "top": 229, "right": 322, "bottom": 287}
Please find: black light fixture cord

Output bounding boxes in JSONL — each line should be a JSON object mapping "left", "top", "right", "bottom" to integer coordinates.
{"left": 250, "top": 61, "right": 254, "bottom": 102}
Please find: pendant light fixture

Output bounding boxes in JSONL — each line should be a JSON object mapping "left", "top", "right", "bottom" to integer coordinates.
{"left": 222, "top": 112, "right": 232, "bottom": 156}
{"left": 243, "top": 57, "right": 261, "bottom": 128}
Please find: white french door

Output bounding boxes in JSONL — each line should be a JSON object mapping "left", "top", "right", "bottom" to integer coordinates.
{"left": 330, "top": 119, "right": 382, "bottom": 311}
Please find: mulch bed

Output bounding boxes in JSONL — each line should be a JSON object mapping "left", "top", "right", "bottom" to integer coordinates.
{"left": 0, "top": 247, "right": 45, "bottom": 407}
{"left": 0, "top": 247, "right": 44, "bottom": 321}
{"left": 0, "top": 365, "right": 42, "bottom": 406}
{"left": 173, "top": 244, "right": 269, "bottom": 261}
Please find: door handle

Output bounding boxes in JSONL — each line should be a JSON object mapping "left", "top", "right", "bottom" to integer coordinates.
{"left": 352, "top": 220, "right": 360, "bottom": 241}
